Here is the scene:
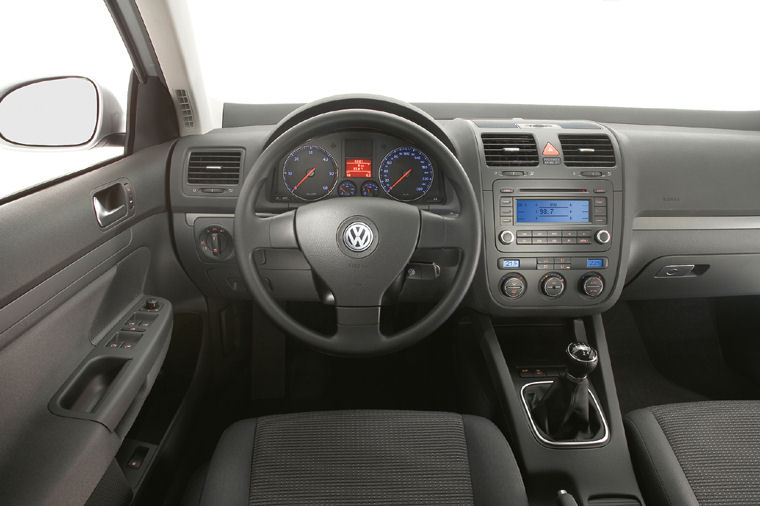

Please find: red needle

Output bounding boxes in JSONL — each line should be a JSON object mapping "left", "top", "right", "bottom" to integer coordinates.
{"left": 389, "top": 169, "right": 412, "bottom": 191}
{"left": 293, "top": 167, "right": 315, "bottom": 190}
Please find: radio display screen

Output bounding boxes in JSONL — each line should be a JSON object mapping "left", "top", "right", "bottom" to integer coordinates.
{"left": 515, "top": 199, "right": 590, "bottom": 223}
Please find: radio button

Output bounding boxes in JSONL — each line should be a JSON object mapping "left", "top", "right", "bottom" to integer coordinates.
{"left": 578, "top": 230, "right": 593, "bottom": 238}
{"left": 562, "top": 230, "right": 577, "bottom": 237}
{"left": 547, "top": 231, "right": 562, "bottom": 237}
{"left": 578, "top": 238, "right": 592, "bottom": 245}
{"left": 500, "top": 188, "right": 515, "bottom": 193}
{"left": 594, "top": 206, "right": 607, "bottom": 215}
{"left": 593, "top": 197, "right": 607, "bottom": 206}
{"left": 532, "top": 231, "right": 548, "bottom": 237}
{"left": 594, "top": 217, "right": 608, "bottom": 225}
{"left": 517, "top": 230, "right": 531, "bottom": 238}
{"left": 548, "top": 238, "right": 561, "bottom": 244}
{"left": 533, "top": 238, "right": 548, "bottom": 245}
{"left": 595, "top": 230, "right": 612, "bottom": 244}
{"left": 498, "top": 230, "right": 515, "bottom": 245}
{"left": 500, "top": 208, "right": 513, "bottom": 216}
{"left": 517, "top": 238, "right": 531, "bottom": 245}
{"left": 562, "top": 238, "right": 577, "bottom": 244}
{"left": 500, "top": 197, "right": 513, "bottom": 205}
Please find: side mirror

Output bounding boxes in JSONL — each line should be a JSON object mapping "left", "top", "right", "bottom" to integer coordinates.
{"left": 0, "top": 76, "right": 124, "bottom": 149}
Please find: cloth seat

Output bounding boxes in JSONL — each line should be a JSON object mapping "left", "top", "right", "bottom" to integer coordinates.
{"left": 198, "top": 410, "right": 528, "bottom": 505}
{"left": 625, "top": 401, "right": 760, "bottom": 506}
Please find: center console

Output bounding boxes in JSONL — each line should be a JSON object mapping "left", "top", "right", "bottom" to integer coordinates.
{"left": 472, "top": 120, "right": 625, "bottom": 314}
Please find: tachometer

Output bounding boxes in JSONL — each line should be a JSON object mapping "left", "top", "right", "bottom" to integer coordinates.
{"left": 378, "top": 147, "right": 434, "bottom": 202}
{"left": 283, "top": 146, "right": 338, "bottom": 201}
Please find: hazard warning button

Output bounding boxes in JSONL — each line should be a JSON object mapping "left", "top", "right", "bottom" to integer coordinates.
{"left": 542, "top": 142, "right": 560, "bottom": 156}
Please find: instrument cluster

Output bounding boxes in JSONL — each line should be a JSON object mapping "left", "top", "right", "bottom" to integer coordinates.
{"left": 271, "top": 132, "right": 445, "bottom": 204}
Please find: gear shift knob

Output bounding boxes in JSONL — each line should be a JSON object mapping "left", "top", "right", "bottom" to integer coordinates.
{"left": 566, "top": 342, "right": 598, "bottom": 380}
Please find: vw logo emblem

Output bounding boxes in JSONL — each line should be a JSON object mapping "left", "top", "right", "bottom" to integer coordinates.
{"left": 343, "top": 222, "right": 374, "bottom": 252}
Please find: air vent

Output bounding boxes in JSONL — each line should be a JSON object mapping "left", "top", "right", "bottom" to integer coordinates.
{"left": 481, "top": 133, "right": 539, "bottom": 166}
{"left": 187, "top": 150, "right": 242, "bottom": 185}
{"left": 558, "top": 134, "right": 616, "bottom": 167}
{"left": 175, "top": 89, "right": 194, "bottom": 128}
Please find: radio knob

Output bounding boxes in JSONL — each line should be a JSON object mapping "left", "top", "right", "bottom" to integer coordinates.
{"left": 498, "top": 230, "right": 515, "bottom": 245}
{"left": 595, "top": 229, "right": 611, "bottom": 244}
{"left": 580, "top": 273, "right": 605, "bottom": 298}
{"left": 501, "top": 273, "right": 526, "bottom": 299}
{"left": 540, "top": 273, "right": 566, "bottom": 298}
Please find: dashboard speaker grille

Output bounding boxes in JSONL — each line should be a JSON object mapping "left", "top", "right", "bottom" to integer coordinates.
{"left": 481, "top": 133, "right": 539, "bottom": 166}
{"left": 175, "top": 89, "right": 195, "bottom": 128}
{"left": 558, "top": 134, "right": 616, "bottom": 167}
{"left": 187, "top": 150, "right": 242, "bottom": 185}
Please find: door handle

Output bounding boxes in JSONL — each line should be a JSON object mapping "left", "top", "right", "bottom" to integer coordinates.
{"left": 93, "top": 183, "right": 128, "bottom": 227}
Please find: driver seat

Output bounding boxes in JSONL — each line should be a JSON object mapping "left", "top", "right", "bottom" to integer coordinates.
{"left": 197, "top": 410, "right": 528, "bottom": 505}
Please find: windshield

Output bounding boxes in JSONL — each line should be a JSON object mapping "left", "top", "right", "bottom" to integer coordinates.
{"left": 187, "top": 0, "right": 755, "bottom": 111}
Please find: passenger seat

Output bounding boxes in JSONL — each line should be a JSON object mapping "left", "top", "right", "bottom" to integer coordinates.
{"left": 625, "top": 401, "right": 760, "bottom": 506}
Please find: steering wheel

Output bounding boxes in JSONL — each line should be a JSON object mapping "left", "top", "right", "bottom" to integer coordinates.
{"left": 234, "top": 109, "right": 481, "bottom": 356}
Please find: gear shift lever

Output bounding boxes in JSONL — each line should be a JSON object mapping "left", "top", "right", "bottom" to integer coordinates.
{"left": 527, "top": 342, "right": 602, "bottom": 441}
{"left": 566, "top": 342, "right": 598, "bottom": 379}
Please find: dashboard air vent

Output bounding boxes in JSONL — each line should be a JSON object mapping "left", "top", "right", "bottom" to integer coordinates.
{"left": 481, "top": 133, "right": 539, "bottom": 166}
{"left": 187, "top": 150, "right": 242, "bottom": 185}
{"left": 558, "top": 134, "right": 616, "bottom": 167}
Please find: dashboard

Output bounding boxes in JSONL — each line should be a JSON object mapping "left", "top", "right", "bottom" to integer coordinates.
{"left": 269, "top": 132, "right": 445, "bottom": 204}
{"left": 168, "top": 96, "right": 760, "bottom": 318}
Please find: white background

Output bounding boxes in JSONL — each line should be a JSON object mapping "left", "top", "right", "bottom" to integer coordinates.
{"left": 1, "top": 0, "right": 759, "bottom": 200}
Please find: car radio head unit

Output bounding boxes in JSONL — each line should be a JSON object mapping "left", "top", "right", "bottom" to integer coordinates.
{"left": 515, "top": 199, "right": 590, "bottom": 224}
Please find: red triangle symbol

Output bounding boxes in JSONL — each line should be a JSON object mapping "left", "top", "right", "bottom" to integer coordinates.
{"left": 543, "top": 142, "right": 560, "bottom": 156}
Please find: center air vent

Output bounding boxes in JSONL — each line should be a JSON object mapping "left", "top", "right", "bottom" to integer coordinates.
{"left": 558, "top": 135, "right": 616, "bottom": 167}
{"left": 187, "top": 150, "right": 242, "bottom": 185}
{"left": 481, "top": 133, "right": 539, "bottom": 167}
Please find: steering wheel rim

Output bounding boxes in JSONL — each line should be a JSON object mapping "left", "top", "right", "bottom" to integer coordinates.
{"left": 234, "top": 108, "right": 481, "bottom": 356}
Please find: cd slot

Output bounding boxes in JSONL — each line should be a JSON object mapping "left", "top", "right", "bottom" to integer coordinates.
{"left": 520, "top": 188, "right": 589, "bottom": 193}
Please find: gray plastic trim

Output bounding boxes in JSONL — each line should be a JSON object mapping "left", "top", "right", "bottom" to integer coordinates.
{"left": 520, "top": 380, "right": 610, "bottom": 448}
{"left": 185, "top": 212, "right": 234, "bottom": 226}
{"left": 633, "top": 216, "right": 760, "bottom": 230}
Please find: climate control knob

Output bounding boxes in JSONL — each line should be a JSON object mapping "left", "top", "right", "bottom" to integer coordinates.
{"left": 501, "top": 273, "right": 526, "bottom": 299}
{"left": 540, "top": 273, "right": 566, "bottom": 298}
{"left": 498, "top": 230, "right": 515, "bottom": 245}
{"left": 580, "top": 273, "right": 605, "bottom": 298}
{"left": 595, "top": 229, "right": 611, "bottom": 244}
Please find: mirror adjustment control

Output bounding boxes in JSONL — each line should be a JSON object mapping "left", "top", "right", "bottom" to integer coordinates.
{"left": 498, "top": 230, "right": 515, "bottom": 245}
{"left": 501, "top": 273, "right": 526, "bottom": 299}
{"left": 595, "top": 229, "right": 611, "bottom": 244}
{"left": 144, "top": 298, "right": 159, "bottom": 311}
{"left": 580, "top": 273, "right": 605, "bottom": 297}
{"left": 540, "top": 273, "right": 566, "bottom": 298}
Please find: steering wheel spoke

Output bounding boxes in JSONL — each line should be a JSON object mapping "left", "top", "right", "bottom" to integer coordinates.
{"left": 239, "top": 210, "right": 298, "bottom": 253}
{"left": 335, "top": 306, "right": 383, "bottom": 344}
{"left": 418, "top": 210, "right": 469, "bottom": 249}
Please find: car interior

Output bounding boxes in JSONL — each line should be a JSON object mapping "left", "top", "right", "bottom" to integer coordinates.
{"left": 2, "top": 1, "right": 760, "bottom": 505}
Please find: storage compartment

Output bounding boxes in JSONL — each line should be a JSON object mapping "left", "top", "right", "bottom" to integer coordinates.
{"left": 59, "top": 357, "right": 130, "bottom": 413}
{"left": 625, "top": 253, "right": 760, "bottom": 300}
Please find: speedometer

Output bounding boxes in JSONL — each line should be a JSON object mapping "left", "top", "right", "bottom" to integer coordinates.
{"left": 378, "top": 147, "right": 434, "bottom": 202}
{"left": 283, "top": 146, "right": 338, "bottom": 201}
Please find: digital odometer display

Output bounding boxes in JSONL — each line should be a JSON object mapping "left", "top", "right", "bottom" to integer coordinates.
{"left": 345, "top": 158, "right": 372, "bottom": 178}
{"left": 515, "top": 200, "right": 590, "bottom": 223}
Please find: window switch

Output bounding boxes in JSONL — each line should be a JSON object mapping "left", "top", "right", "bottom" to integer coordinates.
{"left": 126, "top": 446, "right": 148, "bottom": 470}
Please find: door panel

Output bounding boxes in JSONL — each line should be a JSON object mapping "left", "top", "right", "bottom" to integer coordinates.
{"left": 0, "top": 141, "right": 201, "bottom": 505}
